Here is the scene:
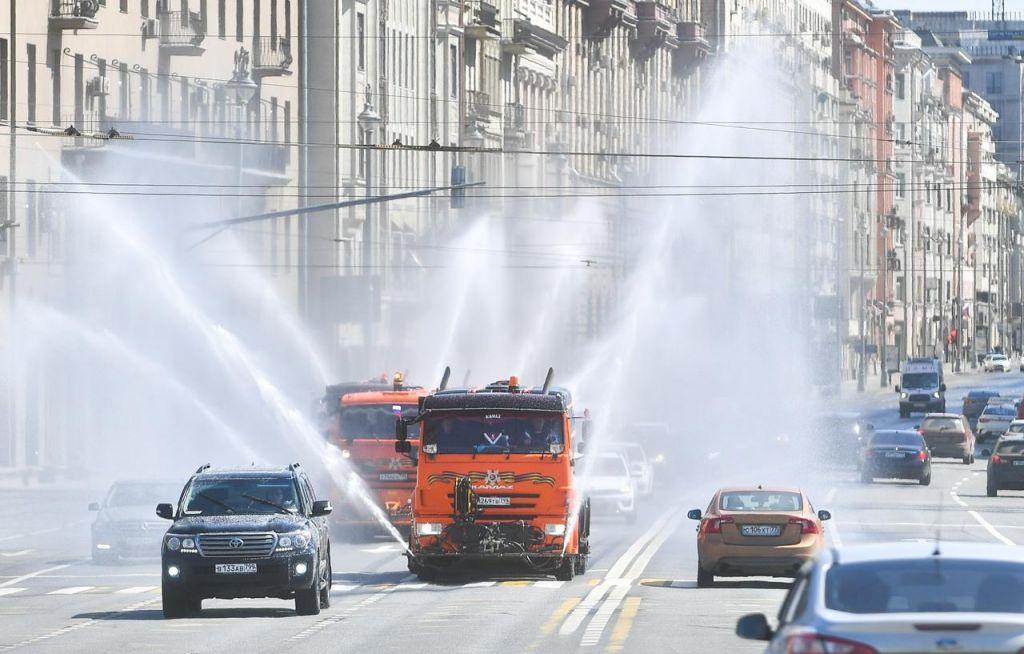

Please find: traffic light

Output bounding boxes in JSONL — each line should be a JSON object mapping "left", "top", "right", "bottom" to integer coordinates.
{"left": 451, "top": 164, "right": 466, "bottom": 209}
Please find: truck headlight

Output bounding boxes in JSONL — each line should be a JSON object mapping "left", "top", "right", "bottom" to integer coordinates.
{"left": 545, "top": 523, "right": 566, "bottom": 536}
{"left": 933, "top": 392, "right": 941, "bottom": 399}
{"left": 277, "top": 530, "right": 311, "bottom": 551}
{"left": 165, "top": 536, "right": 181, "bottom": 551}
{"left": 415, "top": 523, "right": 443, "bottom": 536}
{"left": 900, "top": 392, "right": 908, "bottom": 399}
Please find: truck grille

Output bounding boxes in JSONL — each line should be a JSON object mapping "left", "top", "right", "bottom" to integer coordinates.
{"left": 196, "top": 532, "right": 276, "bottom": 558}
{"left": 909, "top": 394, "right": 931, "bottom": 403}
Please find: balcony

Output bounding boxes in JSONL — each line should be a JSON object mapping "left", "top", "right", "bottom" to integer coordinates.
{"left": 504, "top": 102, "right": 526, "bottom": 145}
{"left": 635, "top": 2, "right": 678, "bottom": 57}
{"left": 466, "top": 90, "right": 495, "bottom": 123}
{"left": 253, "top": 37, "right": 293, "bottom": 78}
{"left": 465, "top": 0, "right": 501, "bottom": 40}
{"left": 674, "top": 21, "right": 711, "bottom": 72}
{"left": 49, "top": 0, "right": 99, "bottom": 30}
{"left": 501, "top": 18, "right": 567, "bottom": 59}
{"left": 584, "top": 0, "right": 637, "bottom": 40}
{"left": 158, "top": 10, "right": 206, "bottom": 56}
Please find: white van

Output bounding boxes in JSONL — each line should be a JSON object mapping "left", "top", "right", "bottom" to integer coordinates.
{"left": 895, "top": 358, "right": 945, "bottom": 418}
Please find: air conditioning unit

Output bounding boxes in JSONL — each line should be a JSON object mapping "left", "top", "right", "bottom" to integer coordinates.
{"left": 86, "top": 76, "right": 110, "bottom": 97}
{"left": 141, "top": 18, "right": 159, "bottom": 38}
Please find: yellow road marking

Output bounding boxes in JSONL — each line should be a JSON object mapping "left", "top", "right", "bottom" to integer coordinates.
{"left": 587, "top": 578, "right": 601, "bottom": 586}
{"left": 605, "top": 597, "right": 641, "bottom": 653}
{"left": 526, "top": 596, "right": 583, "bottom": 651}
{"left": 500, "top": 580, "right": 532, "bottom": 587}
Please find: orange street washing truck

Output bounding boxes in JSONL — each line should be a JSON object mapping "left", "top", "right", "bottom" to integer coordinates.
{"left": 314, "top": 378, "right": 392, "bottom": 443}
{"left": 395, "top": 368, "right": 590, "bottom": 581}
{"left": 327, "top": 374, "right": 427, "bottom": 538}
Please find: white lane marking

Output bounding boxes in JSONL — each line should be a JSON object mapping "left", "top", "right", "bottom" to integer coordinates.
{"left": 115, "top": 586, "right": 156, "bottom": 594}
{"left": 330, "top": 584, "right": 359, "bottom": 593}
{"left": 0, "top": 597, "right": 159, "bottom": 652}
{"left": 0, "top": 564, "right": 73, "bottom": 588}
{"left": 967, "top": 510, "right": 1015, "bottom": 545}
{"left": 534, "top": 581, "right": 565, "bottom": 589}
{"left": 289, "top": 574, "right": 415, "bottom": 642}
{"left": 0, "top": 550, "right": 32, "bottom": 558}
{"left": 950, "top": 491, "right": 967, "bottom": 508}
{"left": 48, "top": 586, "right": 94, "bottom": 595}
{"left": 393, "top": 583, "right": 428, "bottom": 591}
{"left": 0, "top": 588, "right": 26, "bottom": 597}
{"left": 461, "top": 581, "right": 497, "bottom": 588}
{"left": 0, "top": 527, "right": 64, "bottom": 544}
{"left": 360, "top": 545, "right": 402, "bottom": 554}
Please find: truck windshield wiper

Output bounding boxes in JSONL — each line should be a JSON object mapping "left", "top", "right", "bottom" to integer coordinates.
{"left": 196, "top": 492, "right": 235, "bottom": 514}
{"left": 241, "top": 493, "right": 293, "bottom": 514}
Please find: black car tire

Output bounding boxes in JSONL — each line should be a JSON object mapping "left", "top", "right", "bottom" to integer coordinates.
{"left": 696, "top": 566, "right": 714, "bottom": 588}
{"left": 161, "top": 584, "right": 192, "bottom": 619}
{"left": 919, "top": 473, "right": 931, "bottom": 486}
{"left": 963, "top": 454, "right": 972, "bottom": 464}
{"left": 987, "top": 483, "right": 998, "bottom": 497}
{"left": 295, "top": 583, "right": 321, "bottom": 616}
{"left": 555, "top": 556, "right": 576, "bottom": 582}
{"left": 575, "top": 554, "right": 588, "bottom": 576}
{"left": 318, "top": 554, "right": 332, "bottom": 610}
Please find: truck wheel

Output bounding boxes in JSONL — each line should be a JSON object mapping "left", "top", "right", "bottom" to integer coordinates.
{"left": 987, "top": 484, "right": 998, "bottom": 497}
{"left": 555, "top": 556, "right": 576, "bottom": 582}
{"left": 919, "top": 473, "right": 931, "bottom": 486}
{"left": 575, "top": 554, "right": 588, "bottom": 576}
{"left": 963, "top": 454, "right": 973, "bottom": 465}
{"left": 295, "top": 584, "right": 321, "bottom": 616}
{"left": 696, "top": 566, "right": 714, "bottom": 588}
{"left": 161, "top": 584, "right": 191, "bottom": 619}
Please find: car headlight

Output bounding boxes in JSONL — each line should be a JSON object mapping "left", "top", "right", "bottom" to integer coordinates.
{"left": 415, "top": 522, "right": 443, "bottom": 536}
{"left": 277, "top": 530, "right": 311, "bottom": 551}
{"left": 181, "top": 538, "right": 196, "bottom": 550}
{"left": 619, "top": 484, "right": 632, "bottom": 494}
{"left": 545, "top": 523, "right": 566, "bottom": 536}
{"left": 901, "top": 392, "right": 908, "bottom": 399}
{"left": 933, "top": 392, "right": 941, "bottom": 399}
{"left": 165, "top": 536, "right": 181, "bottom": 551}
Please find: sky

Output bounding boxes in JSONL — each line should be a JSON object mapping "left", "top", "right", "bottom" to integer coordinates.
{"left": 873, "top": 0, "right": 999, "bottom": 11}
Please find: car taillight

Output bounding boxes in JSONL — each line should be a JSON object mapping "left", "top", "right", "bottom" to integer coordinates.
{"left": 992, "top": 454, "right": 1003, "bottom": 465}
{"left": 701, "top": 516, "right": 734, "bottom": 534}
{"left": 784, "top": 633, "right": 878, "bottom": 654}
{"left": 789, "top": 517, "right": 820, "bottom": 534}
{"left": 917, "top": 450, "right": 928, "bottom": 461}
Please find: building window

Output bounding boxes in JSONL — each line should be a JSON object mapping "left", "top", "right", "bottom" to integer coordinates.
{"left": 986, "top": 71, "right": 1003, "bottom": 95}
{"left": 218, "top": 0, "right": 225, "bottom": 38}
{"left": 284, "top": 100, "right": 291, "bottom": 143}
{"left": 120, "top": 0, "right": 128, "bottom": 12}
{"left": 0, "top": 176, "right": 7, "bottom": 256}
{"left": 449, "top": 44, "right": 458, "bottom": 98}
{"left": 26, "top": 180, "right": 37, "bottom": 258}
{"left": 271, "top": 0, "right": 278, "bottom": 44}
{"left": 895, "top": 173, "right": 906, "bottom": 198}
{"left": 26, "top": 44, "right": 36, "bottom": 125}
{"left": 74, "top": 53, "right": 84, "bottom": 126}
{"left": 142, "top": 0, "right": 149, "bottom": 17}
{"left": 236, "top": 0, "right": 244, "bottom": 42}
{"left": 0, "top": 39, "right": 8, "bottom": 122}
{"left": 895, "top": 73, "right": 905, "bottom": 99}
{"left": 356, "top": 12, "right": 366, "bottom": 71}
{"left": 140, "top": 69, "right": 150, "bottom": 121}
{"left": 253, "top": 0, "right": 261, "bottom": 40}
{"left": 285, "top": 0, "right": 291, "bottom": 40}
{"left": 119, "top": 62, "right": 129, "bottom": 120}
{"left": 51, "top": 49, "right": 61, "bottom": 125}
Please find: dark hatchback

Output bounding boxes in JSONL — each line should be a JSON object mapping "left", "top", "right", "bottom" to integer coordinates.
{"left": 157, "top": 464, "right": 333, "bottom": 618}
{"left": 89, "top": 480, "right": 182, "bottom": 563}
{"left": 859, "top": 430, "right": 931, "bottom": 485}
{"left": 987, "top": 435, "right": 1024, "bottom": 497}
{"left": 962, "top": 390, "right": 1000, "bottom": 424}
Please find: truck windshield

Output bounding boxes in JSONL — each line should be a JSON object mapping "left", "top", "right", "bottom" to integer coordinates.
{"left": 423, "top": 411, "right": 564, "bottom": 454}
{"left": 340, "top": 404, "right": 420, "bottom": 439}
{"left": 181, "top": 477, "right": 300, "bottom": 515}
{"left": 901, "top": 373, "right": 938, "bottom": 389}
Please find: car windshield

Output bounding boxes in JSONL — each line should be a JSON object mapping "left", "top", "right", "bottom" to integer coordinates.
{"left": 901, "top": 373, "right": 938, "bottom": 389}
{"left": 1007, "top": 423, "right": 1024, "bottom": 433}
{"left": 339, "top": 404, "right": 420, "bottom": 439}
{"left": 423, "top": 411, "right": 564, "bottom": 454}
{"left": 967, "top": 391, "right": 997, "bottom": 399}
{"left": 719, "top": 491, "right": 802, "bottom": 512}
{"left": 106, "top": 483, "right": 181, "bottom": 508}
{"left": 870, "top": 432, "right": 923, "bottom": 448}
{"left": 996, "top": 441, "right": 1024, "bottom": 455}
{"left": 826, "top": 559, "right": 1024, "bottom": 613}
{"left": 181, "top": 477, "right": 300, "bottom": 515}
{"left": 593, "top": 456, "right": 628, "bottom": 477}
{"left": 920, "top": 417, "right": 963, "bottom": 433}
{"left": 983, "top": 406, "right": 1015, "bottom": 417}
{"left": 991, "top": 355, "right": 1007, "bottom": 361}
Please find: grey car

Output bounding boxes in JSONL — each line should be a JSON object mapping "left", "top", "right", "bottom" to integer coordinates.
{"left": 736, "top": 542, "right": 1024, "bottom": 653}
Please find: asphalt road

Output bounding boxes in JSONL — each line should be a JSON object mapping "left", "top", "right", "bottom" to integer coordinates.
{"left": 3, "top": 370, "right": 1024, "bottom": 653}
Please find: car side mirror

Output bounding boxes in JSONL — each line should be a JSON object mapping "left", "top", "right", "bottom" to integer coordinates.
{"left": 940, "top": 383, "right": 947, "bottom": 392}
{"left": 395, "top": 419, "right": 408, "bottom": 442}
{"left": 156, "top": 503, "right": 174, "bottom": 520}
{"left": 311, "top": 500, "right": 333, "bottom": 517}
{"left": 395, "top": 440, "right": 412, "bottom": 454}
{"left": 736, "top": 613, "right": 774, "bottom": 641}
{"left": 894, "top": 385, "right": 901, "bottom": 393}
{"left": 88, "top": 502, "right": 100, "bottom": 511}
{"left": 818, "top": 509, "right": 832, "bottom": 522}
{"left": 687, "top": 509, "right": 702, "bottom": 521}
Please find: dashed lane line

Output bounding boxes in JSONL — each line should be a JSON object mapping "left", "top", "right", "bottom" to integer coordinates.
{"left": 0, "top": 589, "right": 26, "bottom": 597}
{"left": 527, "top": 597, "right": 582, "bottom": 652}
{"left": 0, "top": 597, "right": 160, "bottom": 652}
{"left": 605, "top": 597, "right": 641, "bottom": 653}
{"left": 950, "top": 482, "right": 1016, "bottom": 545}
{"left": 0, "top": 564, "right": 74, "bottom": 589}
{"left": 115, "top": 586, "right": 157, "bottom": 594}
{"left": 47, "top": 586, "right": 94, "bottom": 595}
{"left": 287, "top": 574, "right": 416, "bottom": 643}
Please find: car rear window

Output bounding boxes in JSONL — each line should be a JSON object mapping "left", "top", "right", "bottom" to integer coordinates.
{"left": 870, "top": 432, "right": 923, "bottom": 448}
{"left": 920, "top": 417, "right": 963, "bottom": 432}
{"left": 719, "top": 491, "right": 802, "bottom": 512}
{"left": 996, "top": 441, "right": 1024, "bottom": 455}
{"left": 983, "top": 406, "right": 1016, "bottom": 416}
{"left": 967, "top": 391, "right": 997, "bottom": 398}
{"left": 826, "top": 559, "right": 1024, "bottom": 613}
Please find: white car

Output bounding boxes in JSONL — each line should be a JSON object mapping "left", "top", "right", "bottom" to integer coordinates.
{"left": 609, "top": 442, "right": 654, "bottom": 497}
{"left": 984, "top": 353, "right": 1012, "bottom": 372}
{"left": 1005, "top": 420, "right": 1024, "bottom": 436}
{"left": 584, "top": 453, "right": 637, "bottom": 524}
{"left": 737, "top": 541, "right": 1024, "bottom": 653}
{"left": 977, "top": 404, "right": 1017, "bottom": 441}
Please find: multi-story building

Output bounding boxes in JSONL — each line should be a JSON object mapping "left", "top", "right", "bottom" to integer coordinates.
{"left": 0, "top": 0, "right": 299, "bottom": 470}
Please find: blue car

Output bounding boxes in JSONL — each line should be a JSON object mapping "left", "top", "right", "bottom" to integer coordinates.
{"left": 859, "top": 430, "right": 931, "bottom": 485}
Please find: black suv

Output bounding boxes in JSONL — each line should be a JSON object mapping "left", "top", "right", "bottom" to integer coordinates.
{"left": 987, "top": 434, "right": 1024, "bottom": 497}
{"left": 156, "top": 464, "right": 333, "bottom": 618}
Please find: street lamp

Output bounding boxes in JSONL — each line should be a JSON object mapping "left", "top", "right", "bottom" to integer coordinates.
{"left": 357, "top": 96, "right": 382, "bottom": 369}
{"left": 224, "top": 48, "right": 257, "bottom": 220}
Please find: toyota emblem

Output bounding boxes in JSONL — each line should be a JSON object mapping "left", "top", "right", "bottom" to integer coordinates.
{"left": 228, "top": 537, "right": 244, "bottom": 548}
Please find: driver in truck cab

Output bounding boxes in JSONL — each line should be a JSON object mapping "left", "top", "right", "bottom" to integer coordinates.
{"left": 396, "top": 372, "right": 590, "bottom": 583}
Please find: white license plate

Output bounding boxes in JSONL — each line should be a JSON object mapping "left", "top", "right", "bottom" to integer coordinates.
{"left": 214, "top": 563, "right": 257, "bottom": 574}
{"left": 740, "top": 525, "right": 781, "bottom": 537}
{"left": 477, "top": 496, "right": 511, "bottom": 507}
{"left": 885, "top": 452, "right": 905, "bottom": 458}
{"left": 378, "top": 472, "right": 409, "bottom": 482}
{"left": 1014, "top": 460, "right": 1024, "bottom": 467}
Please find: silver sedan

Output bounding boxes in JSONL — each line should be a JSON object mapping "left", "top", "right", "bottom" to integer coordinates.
{"left": 736, "top": 542, "right": 1024, "bottom": 653}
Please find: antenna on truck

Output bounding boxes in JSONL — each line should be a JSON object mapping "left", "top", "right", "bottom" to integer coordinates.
{"left": 438, "top": 366, "right": 451, "bottom": 391}
{"left": 541, "top": 367, "right": 555, "bottom": 394}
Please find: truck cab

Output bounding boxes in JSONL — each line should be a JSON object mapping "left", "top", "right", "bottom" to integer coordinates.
{"left": 328, "top": 375, "right": 426, "bottom": 537}
{"left": 895, "top": 358, "right": 946, "bottom": 418}
{"left": 396, "top": 375, "right": 589, "bottom": 581}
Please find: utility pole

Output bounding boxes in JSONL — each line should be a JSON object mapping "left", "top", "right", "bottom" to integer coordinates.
{"left": 880, "top": 221, "right": 890, "bottom": 387}
{"left": 5, "top": 0, "right": 17, "bottom": 469}
{"left": 922, "top": 228, "right": 929, "bottom": 356}
{"left": 357, "top": 97, "right": 382, "bottom": 372}
{"left": 858, "top": 221, "right": 867, "bottom": 392}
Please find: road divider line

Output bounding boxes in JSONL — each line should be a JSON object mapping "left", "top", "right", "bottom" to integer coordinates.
{"left": 0, "top": 564, "right": 73, "bottom": 589}
{"left": 0, "top": 550, "right": 32, "bottom": 558}
{"left": 289, "top": 574, "right": 416, "bottom": 643}
{"left": 605, "top": 597, "right": 641, "bottom": 653}
{"left": 48, "top": 586, "right": 93, "bottom": 595}
{"left": 0, "top": 597, "right": 159, "bottom": 652}
{"left": 967, "top": 510, "right": 1015, "bottom": 545}
{"left": 0, "top": 588, "right": 26, "bottom": 597}
{"left": 115, "top": 586, "right": 156, "bottom": 594}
